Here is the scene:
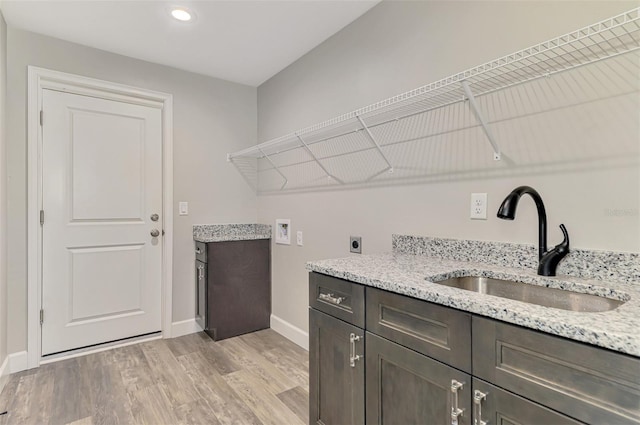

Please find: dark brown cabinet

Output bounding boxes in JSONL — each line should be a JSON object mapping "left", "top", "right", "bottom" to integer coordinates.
{"left": 195, "top": 239, "right": 271, "bottom": 341}
{"left": 309, "top": 272, "right": 638, "bottom": 425}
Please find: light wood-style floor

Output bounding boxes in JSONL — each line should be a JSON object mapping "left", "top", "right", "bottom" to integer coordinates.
{"left": 0, "top": 329, "right": 309, "bottom": 425}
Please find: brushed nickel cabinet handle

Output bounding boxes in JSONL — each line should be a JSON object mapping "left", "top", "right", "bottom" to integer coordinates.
{"left": 450, "top": 380, "right": 465, "bottom": 425}
{"left": 473, "top": 390, "right": 488, "bottom": 425}
{"left": 319, "top": 292, "right": 346, "bottom": 305}
{"left": 349, "top": 333, "right": 361, "bottom": 367}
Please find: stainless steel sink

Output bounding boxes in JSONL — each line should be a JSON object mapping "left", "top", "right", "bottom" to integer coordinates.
{"left": 432, "top": 276, "right": 624, "bottom": 312}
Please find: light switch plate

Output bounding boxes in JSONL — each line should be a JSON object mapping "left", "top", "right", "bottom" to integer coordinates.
{"left": 297, "top": 231, "right": 303, "bottom": 246}
{"left": 179, "top": 202, "right": 188, "bottom": 216}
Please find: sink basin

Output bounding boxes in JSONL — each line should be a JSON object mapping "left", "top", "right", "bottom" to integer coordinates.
{"left": 432, "top": 276, "right": 624, "bottom": 312}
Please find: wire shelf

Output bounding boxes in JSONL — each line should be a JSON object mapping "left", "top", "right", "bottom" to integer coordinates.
{"left": 228, "top": 8, "right": 640, "bottom": 192}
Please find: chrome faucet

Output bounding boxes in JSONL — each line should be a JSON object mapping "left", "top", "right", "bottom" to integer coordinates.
{"left": 497, "top": 186, "right": 570, "bottom": 276}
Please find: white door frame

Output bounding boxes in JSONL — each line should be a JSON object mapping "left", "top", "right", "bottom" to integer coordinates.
{"left": 27, "top": 66, "right": 174, "bottom": 368}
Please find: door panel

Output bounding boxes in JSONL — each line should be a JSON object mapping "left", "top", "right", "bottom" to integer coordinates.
{"left": 68, "top": 244, "right": 144, "bottom": 321}
{"left": 70, "top": 110, "right": 144, "bottom": 221}
{"left": 41, "top": 89, "right": 162, "bottom": 355}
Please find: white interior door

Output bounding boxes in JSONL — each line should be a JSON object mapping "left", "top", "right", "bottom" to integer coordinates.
{"left": 41, "top": 89, "right": 163, "bottom": 356}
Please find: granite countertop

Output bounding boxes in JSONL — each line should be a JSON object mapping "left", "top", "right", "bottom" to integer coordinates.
{"left": 193, "top": 224, "right": 271, "bottom": 242}
{"left": 307, "top": 252, "right": 640, "bottom": 357}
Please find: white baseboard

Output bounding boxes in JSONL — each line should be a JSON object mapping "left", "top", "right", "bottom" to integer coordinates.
{"left": 9, "top": 351, "right": 28, "bottom": 374}
{"left": 270, "top": 314, "right": 309, "bottom": 351}
{"left": 0, "top": 355, "right": 9, "bottom": 394}
{"left": 171, "top": 318, "right": 203, "bottom": 338}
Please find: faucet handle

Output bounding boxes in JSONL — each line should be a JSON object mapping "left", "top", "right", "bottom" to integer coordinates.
{"left": 538, "top": 224, "right": 570, "bottom": 276}
{"left": 557, "top": 224, "right": 569, "bottom": 252}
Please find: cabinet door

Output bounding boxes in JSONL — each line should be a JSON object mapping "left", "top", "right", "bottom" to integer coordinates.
{"left": 207, "top": 239, "right": 271, "bottom": 340}
{"left": 366, "top": 332, "right": 472, "bottom": 425}
{"left": 195, "top": 260, "right": 206, "bottom": 330}
{"left": 472, "top": 379, "right": 583, "bottom": 425}
{"left": 309, "top": 308, "right": 365, "bottom": 425}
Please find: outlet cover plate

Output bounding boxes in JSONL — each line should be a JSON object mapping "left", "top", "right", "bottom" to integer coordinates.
{"left": 470, "top": 193, "right": 488, "bottom": 220}
{"left": 350, "top": 236, "right": 362, "bottom": 254}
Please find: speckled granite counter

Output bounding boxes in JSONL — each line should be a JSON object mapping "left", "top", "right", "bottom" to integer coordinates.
{"left": 193, "top": 224, "right": 271, "bottom": 242}
{"left": 307, "top": 236, "right": 640, "bottom": 357}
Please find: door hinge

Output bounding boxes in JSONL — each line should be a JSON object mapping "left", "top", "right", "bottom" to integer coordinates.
{"left": 40, "top": 309, "right": 44, "bottom": 325}
{"left": 40, "top": 210, "right": 44, "bottom": 225}
{"left": 40, "top": 110, "right": 43, "bottom": 126}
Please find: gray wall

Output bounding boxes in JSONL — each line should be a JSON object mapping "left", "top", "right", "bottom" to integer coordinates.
{"left": 257, "top": 1, "right": 640, "bottom": 337}
{"left": 0, "top": 11, "right": 7, "bottom": 370}
{"left": 7, "top": 28, "right": 258, "bottom": 354}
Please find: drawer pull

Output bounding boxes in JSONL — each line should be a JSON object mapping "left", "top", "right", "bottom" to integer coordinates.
{"left": 473, "top": 390, "right": 488, "bottom": 425}
{"left": 319, "top": 292, "right": 346, "bottom": 305}
{"left": 349, "top": 333, "right": 361, "bottom": 367}
{"left": 450, "top": 380, "right": 465, "bottom": 425}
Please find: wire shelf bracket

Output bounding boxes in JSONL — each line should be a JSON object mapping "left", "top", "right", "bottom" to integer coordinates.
{"left": 461, "top": 80, "right": 502, "bottom": 161}
{"left": 258, "top": 146, "right": 288, "bottom": 190}
{"left": 296, "top": 134, "right": 345, "bottom": 184}
{"left": 356, "top": 114, "right": 394, "bottom": 180}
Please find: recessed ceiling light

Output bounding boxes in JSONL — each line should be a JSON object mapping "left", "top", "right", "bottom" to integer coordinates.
{"left": 171, "top": 8, "right": 193, "bottom": 22}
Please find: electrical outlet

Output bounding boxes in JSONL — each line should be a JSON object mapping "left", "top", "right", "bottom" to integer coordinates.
{"left": 297, "top": 231, "right": 303, "bottom": 246}
{"left": 350, "top": 236, "right": 362, "bottom": 254}
{"left": 470, "top": 193, "right": 487, "bottom": 220}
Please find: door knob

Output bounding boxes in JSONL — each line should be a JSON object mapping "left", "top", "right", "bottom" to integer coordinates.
{"left": 150, "top": 213, "right": 159, "bottom": 222}
{"left": 150, "top": 229, "right": 160, "bottom": 237}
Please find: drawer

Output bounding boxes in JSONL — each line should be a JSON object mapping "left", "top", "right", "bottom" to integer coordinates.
{"left": 195, "top": 241, "right": 207, "bottom": 263}
{"left": 366, "top": 287, "right": 471, "bottom": 373}
{"left": 309, "top": 272, "right": 365, "bottom": 328}
{"left": 473, "top": 316, "right": 640, "bottom": 425}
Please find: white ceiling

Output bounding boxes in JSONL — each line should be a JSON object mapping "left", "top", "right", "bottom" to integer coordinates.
{"left": 0, "top": 0, "right": 380, "bottom": 86}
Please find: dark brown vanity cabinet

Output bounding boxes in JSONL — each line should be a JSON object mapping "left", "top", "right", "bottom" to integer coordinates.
{"left": 309, "top": 272, "right": 638, "bottom": 425}
{"left": 195, "top": 239, "right": 271, "bottom": 341}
